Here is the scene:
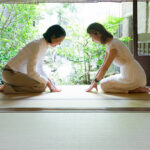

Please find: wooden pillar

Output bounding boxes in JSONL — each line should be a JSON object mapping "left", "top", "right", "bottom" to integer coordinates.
{"left": 133, "top": 0, "right": 138, "bottom": 57}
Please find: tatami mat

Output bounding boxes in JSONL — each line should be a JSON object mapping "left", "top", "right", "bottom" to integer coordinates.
{"left": 0, "top": 85, "right": 150, "bottom": 112}
{"left": 1, "top": 113, "right": 150, "bottom": 150}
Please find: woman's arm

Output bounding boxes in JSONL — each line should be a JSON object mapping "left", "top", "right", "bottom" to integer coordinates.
{"left": 37, "top": 59, "right": 49, "bottom": 81}
{"left": 27, "top": 45, "right": 48, "bottom": 84}
{"left": 95, "top": 51, "right": 108, "bottom": 78}
{"left": 86, "top": 48, "right": 117, "bottom": 92}
{"left": 95, "top": 48, "right": 117, "bottom": 81}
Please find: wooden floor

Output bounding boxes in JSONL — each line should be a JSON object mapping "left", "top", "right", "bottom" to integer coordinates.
{"left": 0, "top": 85, "right": 150, "bottom": 112}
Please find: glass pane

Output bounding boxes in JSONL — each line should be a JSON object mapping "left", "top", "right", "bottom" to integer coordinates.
{"left": 121, "top": 2, "right": 133, "bottom": 53}
{"left": 137, "top": 1, "right": 150, "bottom": 56}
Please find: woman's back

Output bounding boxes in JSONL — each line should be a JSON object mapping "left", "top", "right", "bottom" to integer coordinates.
{"left": 6, "top": 38, "right": 47, "bottom": 73}
{"left": 106, "top": 38, "right": 146, "bottom": 84}
{"left": 106, "top": 38, "right": 134, "bottom": 67}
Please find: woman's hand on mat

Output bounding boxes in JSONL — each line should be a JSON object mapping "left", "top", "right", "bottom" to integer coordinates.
{"left": 85, "top": 81, "right": 98, "bottom": 92}
{"left": 50, "top": 84, "right": 62, "bottom": 92}
{"left": 47, "top": 81, "right": 61, "bottom": 92}
{"left": 0, "top": 83, "right": 7, "bottom": 91}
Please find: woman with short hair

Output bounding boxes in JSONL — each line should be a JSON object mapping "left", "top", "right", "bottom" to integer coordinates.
{"left": 0, "top": 24, "right": 66, "bottom": 94}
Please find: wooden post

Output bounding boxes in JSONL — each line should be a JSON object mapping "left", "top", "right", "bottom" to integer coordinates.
{"left": 133, "top": 0, "right": 138, "bottom": 57}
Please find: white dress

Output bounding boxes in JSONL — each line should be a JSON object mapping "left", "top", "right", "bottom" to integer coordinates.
{"left": 100, "top": 38, "right": 147, "bottom": 93}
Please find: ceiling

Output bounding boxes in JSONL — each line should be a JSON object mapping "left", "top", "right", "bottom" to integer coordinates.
{"left": 0, "top": 0, "right": 150, "bottom": 4}
{"left": 0, "top": 0, "right": 144, "bottom": 4}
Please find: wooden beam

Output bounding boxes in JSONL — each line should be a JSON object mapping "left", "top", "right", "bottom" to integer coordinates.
{"left": 0, "top": 0, "right": 141, "bottom": 4}
{"left": 0, "top": 0, "right": 150, "bottom": 4}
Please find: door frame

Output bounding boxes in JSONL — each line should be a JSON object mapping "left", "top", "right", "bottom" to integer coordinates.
{"left": 133, "top": 0, "right": 150, "bottom": 86}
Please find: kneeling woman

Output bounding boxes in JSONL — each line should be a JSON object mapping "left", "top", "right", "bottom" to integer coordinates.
{"left": 86, "top": 23, "right": 150, "bottom": 93}
{"left": 0, "top": 25, "right": 66, "bottom": 94}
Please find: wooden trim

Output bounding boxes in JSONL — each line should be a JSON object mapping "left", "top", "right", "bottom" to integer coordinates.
{"left": 0, "top": 0, "right": 150, "bottom": 4}
{"left": 133, "top": 0, "right": 138, "bottom": 57}
{"left": 1, "top": 107, "right": 150, "bottom": 112}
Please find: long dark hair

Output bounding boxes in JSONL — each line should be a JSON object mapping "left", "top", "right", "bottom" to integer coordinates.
{"left": 43, "top": 24, "right": 66, "bottom": 43}
{"left": 87, "top": 23, "right": 113, "bottom": 44}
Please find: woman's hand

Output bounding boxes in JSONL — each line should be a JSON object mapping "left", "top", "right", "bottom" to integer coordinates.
{"left": 0, "top": 83, "right": 7, "bottom": 91}
{"left": 85, "top": 81, "right": 98, "bottom": 92}
{"left": 47, "top": 80, "right": 61, "bottom": 92}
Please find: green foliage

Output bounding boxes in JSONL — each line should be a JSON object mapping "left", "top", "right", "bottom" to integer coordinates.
{"left": 57, "top": 16, "right": 131, "bottom": 84}
{"left": 0, "top": 4, "right": 40, "bottom": 82}
{"left": 45, "top": 3, "right": 77, "bottom": 25}
{"left": 119, "top": 37, "right": 133, "bottom": 46}
{"left": 103, "top": 16, "right": 124, "bottom": 35}
{"left": 0, "top": 3, "right": 132, "bottom": 85}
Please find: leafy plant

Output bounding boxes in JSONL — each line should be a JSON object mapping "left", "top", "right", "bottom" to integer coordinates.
{"left": 0, "top": 4, "right": 40, "bottom": 83}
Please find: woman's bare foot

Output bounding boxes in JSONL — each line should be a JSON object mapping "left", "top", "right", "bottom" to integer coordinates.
{"left": 0, "top": 83, "right": 7, "bottom": 91}
{"left": 129, "top": 87, "right": 150, "bottom": 93}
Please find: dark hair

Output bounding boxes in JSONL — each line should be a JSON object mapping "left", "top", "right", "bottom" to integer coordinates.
{"left": 87, "top": 23, "right": 113, "bottom": 44}
{"left": 43, "top": 24, "right": 66, "bottom": 43}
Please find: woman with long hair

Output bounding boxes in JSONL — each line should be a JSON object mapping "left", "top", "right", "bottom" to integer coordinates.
{"left": 86, "top": 23, "right": 150, "bottom": 93}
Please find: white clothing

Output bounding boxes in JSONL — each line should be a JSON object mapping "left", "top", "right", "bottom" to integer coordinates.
{"left": 6, "top": 38, "right": 49, "bottom": 84}
{"left": 100, "top": 38, "right": 147, "bottom": 93}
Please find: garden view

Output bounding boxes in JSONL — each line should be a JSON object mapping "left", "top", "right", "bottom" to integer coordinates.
{"left": 0, "top": 3, "right": 132, "bottom": 85}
